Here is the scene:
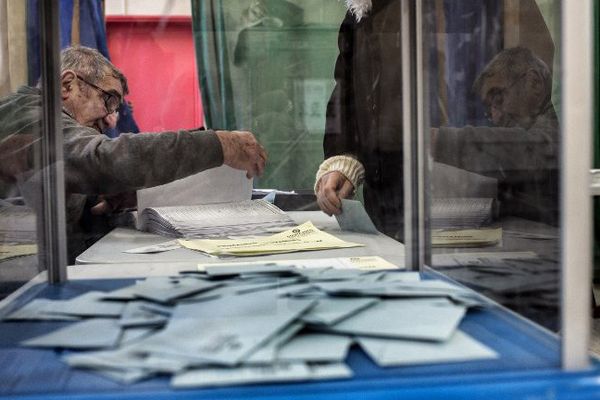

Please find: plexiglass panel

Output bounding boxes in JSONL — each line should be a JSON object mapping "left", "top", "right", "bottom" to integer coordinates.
{"left": 0, "top": 1, "right": 42, "bottom": 299}
{"left": 424, "top": 0, "right": 561, "bottom": 332}
{"left": 0, "top": 0, "right": 585, "bottom": 397}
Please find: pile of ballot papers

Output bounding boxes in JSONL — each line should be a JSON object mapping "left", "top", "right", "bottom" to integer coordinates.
{"left": 5, "top": 263, "right": 498, "bottom": 388}
{"left": 138, "top": 199, "right": 296, "bottom": 238}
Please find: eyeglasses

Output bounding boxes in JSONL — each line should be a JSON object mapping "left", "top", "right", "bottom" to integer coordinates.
{"left": 482, "top": 73, "right": 526, "bottom": 122}
{"left": 75, "top": 74, "right": 122, "bottom": 114}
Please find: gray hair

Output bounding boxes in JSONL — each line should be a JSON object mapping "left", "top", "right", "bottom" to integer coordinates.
{"left": 60, "top": 46, "right": 129, "bottom": 95}
{"left": 473, "top": 46, "right": 552, "bottom": 105}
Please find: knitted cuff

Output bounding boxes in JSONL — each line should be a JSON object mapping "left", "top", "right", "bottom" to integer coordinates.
{"left": 314, "top": 155, "right": 365, "bottom": 194}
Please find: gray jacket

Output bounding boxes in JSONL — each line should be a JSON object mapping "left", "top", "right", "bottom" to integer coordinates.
{"left": 0, "top": 86, "right": 225, "bottom": 256}
{"left": 433, "top": 106, "right": 559, "bottom": 225}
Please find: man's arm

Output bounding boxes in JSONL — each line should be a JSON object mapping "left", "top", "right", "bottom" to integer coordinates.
{"left": 63, "top": 121, "right": 266, "bottom": 195}
{"left": 316, "top": 12, "right": 361, "bottom": 215}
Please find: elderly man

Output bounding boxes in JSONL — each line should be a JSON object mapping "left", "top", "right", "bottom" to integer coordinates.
{"left": 0, "top": 46, "right": 267, "bottom": 259}
{"left": 433, "top": 47, "right": 559, "bottom": 225}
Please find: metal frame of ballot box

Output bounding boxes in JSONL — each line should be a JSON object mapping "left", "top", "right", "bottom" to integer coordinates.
{"left": 1, "top": 0, "right": 599, "bottom": 399}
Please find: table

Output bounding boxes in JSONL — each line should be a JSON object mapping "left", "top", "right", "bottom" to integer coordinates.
{"left": 75, "top": 211, "right": 406, "bottom": 266}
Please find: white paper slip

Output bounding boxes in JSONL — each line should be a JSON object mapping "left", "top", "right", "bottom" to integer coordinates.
{"left": 301, "top": 297, "right": 379, "bottom": 326}
{"left": 133, "top": 294, "right": 316, "bottom": 365}
{"left": 123, "top": 240, "right": 181, "bottom": 254}
{"left": 171, "top": 362, "right": 352, "bottom": 388}
{"left": 22, "top": 319, "right": 122, "bottom": 349}
{"left": 131, "top": 276, "right": 222, "bottom": 303}
{"left": 326, "top": 298, "right": 466, "bottom": 342}
{"left": 244, "top": 322, "right": 304, "bottom": 364}
{"left": 6, "top": 292, "right": 125, "bottom": 319}
{"left": 3, "top": 299, "right": 81, "bottom": 321}
{"left": 118, "top": 301, "right": 171, "bottom": 327}
{"left": 336, "top": 199, "right": 379, "bottom": 234}
{"left": 357, "top": 330, "right": 498, "bottom": 366}
{"left": 198, "top": 256, "right": 401, "bottom": 272}
{"left": 276, "top": 333, "right": 353, "bottom": 362}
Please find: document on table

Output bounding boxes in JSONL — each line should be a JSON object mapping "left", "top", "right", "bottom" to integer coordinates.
{"left": 136, "top": 166, "right": 253, "bottom": 230}
{"left": 123, "top": 240, "right": 181, "bottom": 254}
{"left": 431, "top": 227, "right": 502, "bottom": 247}
{"left": 171, "top": 362, "right": 352, "bottom": 388}
{"left": 197, "top": 256, "right": 400, "bottom": 272}
{"left": 324, "top": 298, "right": 466, "bottom": 342}
{"left": 138, "top": 199, "right": 295, "bottom": 238}
{"left": 131, "top": 292, "right": 316, "bottom": 365}
{"left": 179, "top": 221, "right": 363, "bottom": 257}
{"left": 22, "top": 319, "right": 122, "bottom": 349}
{"left": 336, "top": 199, "right": 379, "bottom": 234}
{"left": 357, "top": 330, "right": 498, "bottom": 366}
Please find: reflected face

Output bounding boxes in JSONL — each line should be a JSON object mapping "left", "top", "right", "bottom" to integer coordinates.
{"left": 479, "top": 73, "right": 528, "bottom": 128}
{"left": 68, "top": 74, "right": 123, "bottom": 133}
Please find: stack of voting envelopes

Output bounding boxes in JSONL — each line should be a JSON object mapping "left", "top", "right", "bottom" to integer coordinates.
{"left": 138, "top": 199, "right": 296, "bottom": 238}
{"left": 7, "top": 262, "right": 498, "bottom": 388}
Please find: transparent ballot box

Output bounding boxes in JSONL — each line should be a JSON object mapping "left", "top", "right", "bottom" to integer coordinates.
{"left": 0, "top": 1, "right": 598, "bottom": 399}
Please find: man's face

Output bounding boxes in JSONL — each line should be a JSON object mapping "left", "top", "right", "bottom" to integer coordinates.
{"left": 64, "top": 73, "right": 123, "bottom": 132}
{"left": 479, "top": 72, "right": 531, "bottom": 128}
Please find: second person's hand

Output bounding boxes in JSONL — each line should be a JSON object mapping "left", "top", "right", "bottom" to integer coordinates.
{"left": 315, "top": 171, "right": 355, "bottom": 216}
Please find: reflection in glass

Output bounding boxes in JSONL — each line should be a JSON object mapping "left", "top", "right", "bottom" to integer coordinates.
{"left": 0, "top": 1, "right": 40, "bottom": 299}
{"left": 427, "top": 1, "right": 561, "bottom": 331}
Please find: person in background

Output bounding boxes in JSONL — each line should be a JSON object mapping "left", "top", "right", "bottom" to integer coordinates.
{"left": 315, "top": 5, "right": 558, "bottom": 236}
{"left": 432, "top": 47, "right": 559, "bottom": 225}
{"left": 315, "top": 0, "right": 405, "bottom": 239}
{"left": 0, "top": 46, "right": 267, "bottom": 261}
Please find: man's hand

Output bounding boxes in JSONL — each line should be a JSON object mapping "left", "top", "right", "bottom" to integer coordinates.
{"left": 216, "top": 130, "right": 267, "bottom": 178}
{"left": 316, "top": 171, "right": 354, "bottom": 216}
{"left": 90, "top": 192, "right": 137, "bottom": 215}
{"left": 0, "top": 134, "right": 35, "bottom": 182}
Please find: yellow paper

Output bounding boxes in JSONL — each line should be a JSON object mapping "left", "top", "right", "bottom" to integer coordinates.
{"left": 431, "top": 227, "right": 502, "bottom": 247}
{"left": 180, "top": 221, "right": 363, "bottom": 257}
{"left": 0, "top": 243, "right": 38, "bottom": 261}
{"left": 197, "top": 255, "right": 399, "bottom": 272}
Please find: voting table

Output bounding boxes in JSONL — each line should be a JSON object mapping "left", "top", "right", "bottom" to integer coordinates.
{"left": 1, "top": 212, "right": 598, "bottom": 399}
{"left": 75, "top": 212, "right": 407, "bottom": 266}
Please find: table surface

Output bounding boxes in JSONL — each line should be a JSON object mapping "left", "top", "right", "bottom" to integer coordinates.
{"left": 75, "top": 211, "right": 407, "bottom": 266}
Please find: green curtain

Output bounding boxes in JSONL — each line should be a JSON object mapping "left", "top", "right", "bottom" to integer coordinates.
{"left": 191, "top": 0, "right": 237, "bottom": 130}
{"left": 190, "top": 0, "right": 345, "bottom": 190}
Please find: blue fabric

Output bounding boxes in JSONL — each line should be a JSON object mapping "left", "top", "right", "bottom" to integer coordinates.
{"left": 27, "top": 0, "right": 73, "bottom": 86}
{"left": 27, "top": 0, "right": 139, "bottom": 137}
{"left": 442, "top": 1, "right": 503, "bottom": 127}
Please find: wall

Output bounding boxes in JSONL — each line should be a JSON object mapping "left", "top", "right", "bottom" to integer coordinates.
{"left": 104, "top": 0, "right": 202, "bottom": 132}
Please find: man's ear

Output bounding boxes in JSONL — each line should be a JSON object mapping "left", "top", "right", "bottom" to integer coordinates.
{"left": 60, "top": 70, "right": 77, "bottom": 100}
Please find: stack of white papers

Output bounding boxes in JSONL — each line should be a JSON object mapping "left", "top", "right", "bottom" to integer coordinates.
{"left": 9, "top": 260, "right": 498, "bottom": 388}
{"left": 138, "top": 199, "right": 295, "bottom": 238}
{"left": 431, "top": 198, "right": 494, "bottom": 229}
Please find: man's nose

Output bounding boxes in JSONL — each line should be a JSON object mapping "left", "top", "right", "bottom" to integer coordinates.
{"left": 103, "top": 112, "right": 119, "bottom": 129}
